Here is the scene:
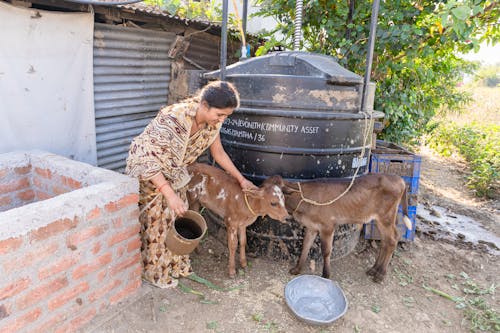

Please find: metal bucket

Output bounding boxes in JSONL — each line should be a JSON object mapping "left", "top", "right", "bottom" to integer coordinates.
{"left": 165, "top": 210, "right": 207, "bottom": 255}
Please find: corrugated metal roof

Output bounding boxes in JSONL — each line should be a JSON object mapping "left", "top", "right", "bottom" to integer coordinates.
{"left": 118, "top": 2, "right": 222, "bottom": 29}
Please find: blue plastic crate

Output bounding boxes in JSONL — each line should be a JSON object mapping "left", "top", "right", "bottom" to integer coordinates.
{"left": 363, "top": 206, "right": 417, "bottom": 242}
{"left": 370, "top": 153, "right": 421, "bottom": 194}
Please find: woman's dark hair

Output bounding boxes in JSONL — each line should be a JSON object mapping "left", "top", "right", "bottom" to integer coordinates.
{"left": 199, "top": 80, "right": 240, "bottom": 109}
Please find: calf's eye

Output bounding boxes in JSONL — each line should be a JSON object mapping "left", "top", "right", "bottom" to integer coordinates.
{"left": 270, "top": 202, "right": 278, "bottom": 207}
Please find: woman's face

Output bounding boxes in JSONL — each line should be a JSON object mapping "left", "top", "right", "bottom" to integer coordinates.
{"left": 204, "top": 104, "right": 234, "bottom": 126}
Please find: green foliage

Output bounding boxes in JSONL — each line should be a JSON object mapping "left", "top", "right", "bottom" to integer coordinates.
{"left": 254, "top": 0, "right": 499, "bottom": 143}
{"left": 426, "top": 121, "right": 499, "bottom": 198}
{"left": 142, "top": 0, "right": 223, "bottom": 22}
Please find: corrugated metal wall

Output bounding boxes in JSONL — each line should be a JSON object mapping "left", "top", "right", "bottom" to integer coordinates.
{"left": 93, "top": 23, "right": 175, "bottom": 172}
{"left": 185, "top": 34, "right": 221, "bottom": 70}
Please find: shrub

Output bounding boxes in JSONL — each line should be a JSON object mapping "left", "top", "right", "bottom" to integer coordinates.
{"left": 427, "top": 121, "right": 499, "bottom": 198}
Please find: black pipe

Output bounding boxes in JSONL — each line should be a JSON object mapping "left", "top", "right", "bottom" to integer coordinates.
{"left": 361, "top": 0, "right": 380, "bottom": 111}
{"left": 220, "top": 0, "right": 229, "bottom": 80}
{"left": 242, "top": 0, "right": 248, "bottom": 36}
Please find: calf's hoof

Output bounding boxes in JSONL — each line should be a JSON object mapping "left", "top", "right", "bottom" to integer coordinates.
{"left": 371, "top": 273, "right": 385, "bottom": 283}
{"left": 366, "top": 267, "right": 385, "bottom": 283}
{"left": 366, "top": 266, "right": 377, "bottom": 277}
{"left": 228, "top": 269, "right": 236, "bottom": 278}
{"left": 289, "top": 267, "right": 301, "bottom": 275}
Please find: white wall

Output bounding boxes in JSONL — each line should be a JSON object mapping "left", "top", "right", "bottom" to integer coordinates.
{"left": 0, "top": 2, "right": 97, "bottom": 165}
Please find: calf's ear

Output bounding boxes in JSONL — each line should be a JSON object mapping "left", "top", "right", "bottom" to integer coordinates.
{"left": 263, "top": 175, "right": 284, "bottom": 187}
{"left": 243, "top": 188, "right": 265, "bottom": 198}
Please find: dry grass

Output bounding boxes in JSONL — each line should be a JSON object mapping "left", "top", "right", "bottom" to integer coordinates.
{"left": 443, "top": 86, "right": 500, "bottom": 126}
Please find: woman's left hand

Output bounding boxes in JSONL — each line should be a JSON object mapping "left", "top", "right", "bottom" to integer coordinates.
{"left": 240, "top": 178, "right": 258, "bottom": 191}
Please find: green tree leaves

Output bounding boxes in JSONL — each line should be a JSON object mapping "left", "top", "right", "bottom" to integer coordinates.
{"left": 254, "top": 0, "right": 499, "bottom": 142}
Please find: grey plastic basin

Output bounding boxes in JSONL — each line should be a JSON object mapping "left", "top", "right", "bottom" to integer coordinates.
{"left": 284, "top": 275, "right": 348, "bottom": 325}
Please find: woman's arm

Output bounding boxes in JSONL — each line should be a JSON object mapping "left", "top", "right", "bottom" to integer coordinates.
{"left": 150, "top": 173, "right": 187, "bottom": 216}
{"left": 210, "top": 135, "right": 257, "bottom": 190}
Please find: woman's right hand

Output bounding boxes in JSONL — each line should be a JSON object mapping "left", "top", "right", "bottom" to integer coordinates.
{"left": 164, "top": 192, "right": 187, "bottom": 217}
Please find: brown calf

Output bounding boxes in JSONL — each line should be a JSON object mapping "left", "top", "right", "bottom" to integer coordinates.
{"left": 186, "top": 163, "right": 289, "bottom": 278}
{"left": 281, "top": 173, "right": 411, "bottom": 282}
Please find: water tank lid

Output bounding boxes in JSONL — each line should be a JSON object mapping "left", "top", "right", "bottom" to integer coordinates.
{"left": 205, "top": 51, "right": 363, "bottom": 85}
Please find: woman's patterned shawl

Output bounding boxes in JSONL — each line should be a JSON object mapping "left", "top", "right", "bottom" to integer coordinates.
{"left": 125, "top": 99, "right": 221, "bottom": 190}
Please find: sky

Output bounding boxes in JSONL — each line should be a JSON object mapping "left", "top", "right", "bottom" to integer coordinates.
{"left": 461, "top": 43, "right": 500, "bottom": 65}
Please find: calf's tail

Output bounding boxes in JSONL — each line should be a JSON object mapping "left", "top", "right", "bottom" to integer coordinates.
{"left": 401, "top": 187, "right": 413, "bottom": 230}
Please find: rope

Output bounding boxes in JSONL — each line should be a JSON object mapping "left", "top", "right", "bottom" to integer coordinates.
{"left": 244, "top": 193, "right": 257, "bottom": 216}
{"left": 293, "top": 111, "right": 373, "bottom": 208}
{"left": 139, "top": 192, "right": 162, "bottom": 216}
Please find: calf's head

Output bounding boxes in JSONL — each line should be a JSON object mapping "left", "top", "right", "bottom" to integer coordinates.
{"left": 245, "top": 175, "right": 289, "bottom": 222}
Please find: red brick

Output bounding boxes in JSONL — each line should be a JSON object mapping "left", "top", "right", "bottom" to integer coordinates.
{"left": 16, "top": 277, "right": 68, "bottom": 310}
{"left": 0, "top": 308, "right": 42, "bottom": 333}
{"left": 105, "top": 193, "right": 139, "bottom": 213}
{"left": 127, "top": 237, "right": 141, "bottom": 253}
{"left": 97, "top": 270, "right": 107, "bottom": 283}
{"left": 107, "top": 224, "right": 141, "bottom": 247}
{"left": 47, "top": 281, "right": 89, "bottom": 311}
{"left": 67, "top": 225, "right": 106, "bottom": 248}
{"left": 72, "top": 253, "right": 112, "bottom": 280}
{"left": 110, "top": 279, "right": 141, "bottom": 305}
{"left": 0, "top": 237, "right": 23, "bottom": 256}
{"left": 86, "top": 207, "right": 101, "bottom": 220}
{"left": 35, "top": 191, "right": 52, "bottom": 200}
{"left": 55, "top": 308, "right": 96, "bottom": 333}
{"left": 52, "top": 185, "right": 67, "bottom": 195}
{"left": 38, "top": 254, "right": 80, "bottom": 280}
{"left": 91, "top": 241, "right": 101, "bottom": 255}
{"left": 32, "top": 177, "right": 42, "bottom": 189}
{"left": 34, "top": 167, "right": 52, "bottom": 179}
{"left": 30, "top": 218, "right": 77, "bottom": 242}
{"left": 88, "top": 279, "right": 121, "bottom": 302}
{"left": 110, "top": 252, "right": 141, "bottom": 276}
{"left": 116, "top": 245, "right": 126, "bottom": 257}
{"left": 3, "top": 242, "right": 58, "bottom": 273}
{"left": 61, "top": 176, "right": 82, "bottom": 189}
{"left": 0, "top": 277, "right": 31, "bottom": 301}
{"left": 0, "top": 177, "right": 29, "bottom": 193}
{"left": 14, "top": 166, "right": 31, "bottom": 175}
{"left": 16, "top": 189, "right": 35, "bottom": 201}
{"left": 0, "top": 195, "right": 12, "bottom": 207}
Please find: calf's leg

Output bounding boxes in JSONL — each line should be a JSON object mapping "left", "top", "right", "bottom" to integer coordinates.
{"left": 319, "top": 229, "right": 335, "bottom": 278}
{"left": 290, "top": 227, "right": 318, "bottom": 275}
{"left": 366, "top": 214, "right": 398, "bottom": 282}
{"left": 226, "top": 225, "right": 238, "bottom": 278}
{"left": 238, "top": 225, "right": 248, "bottom": 269}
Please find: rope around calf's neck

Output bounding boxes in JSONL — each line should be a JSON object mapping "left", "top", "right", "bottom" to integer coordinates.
{"left": 293, "top": 111, "right": 372, "bottom": 208}
{"left": 244, "top": 193, "right": 258, "bottom": 216}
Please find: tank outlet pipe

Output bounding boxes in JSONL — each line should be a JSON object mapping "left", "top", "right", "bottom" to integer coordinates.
{"left": 220, "top": 0, "right": 229, "bottom": 80}
{"left": 293, "top": 0, "right": 303, "bottom": 51}
{"left": 361, "top": 0, "right": 380, "bottom": 111}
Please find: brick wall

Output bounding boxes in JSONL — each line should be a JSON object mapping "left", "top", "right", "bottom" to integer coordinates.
{"left": 0, "top": 165, "right": 34, "bottom": 212}
{"left": 0, "top": 151, "right": 141, "bottom": 332}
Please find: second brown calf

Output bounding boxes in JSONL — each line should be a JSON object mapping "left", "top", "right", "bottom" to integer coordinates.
{"left": 281, "top": 173, "right": 411, "bottom": 282}
{"left": 187, "top": 163, "right": 289, "bottom": 278}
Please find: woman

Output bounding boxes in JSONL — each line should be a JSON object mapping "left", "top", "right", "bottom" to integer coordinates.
{"left": 125, "top": 80, "right": 255, "bottom": 288}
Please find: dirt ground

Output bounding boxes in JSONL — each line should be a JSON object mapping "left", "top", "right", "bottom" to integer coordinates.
{"left": 82, "top": 147, "right": 499, "bottom": 333}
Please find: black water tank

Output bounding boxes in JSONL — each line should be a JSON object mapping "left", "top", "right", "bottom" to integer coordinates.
{"left": 204, "top": 52, "right": 383, "bottom": 262}
{"left": 205, "top": 52, "right": 382, "bottom": 180}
